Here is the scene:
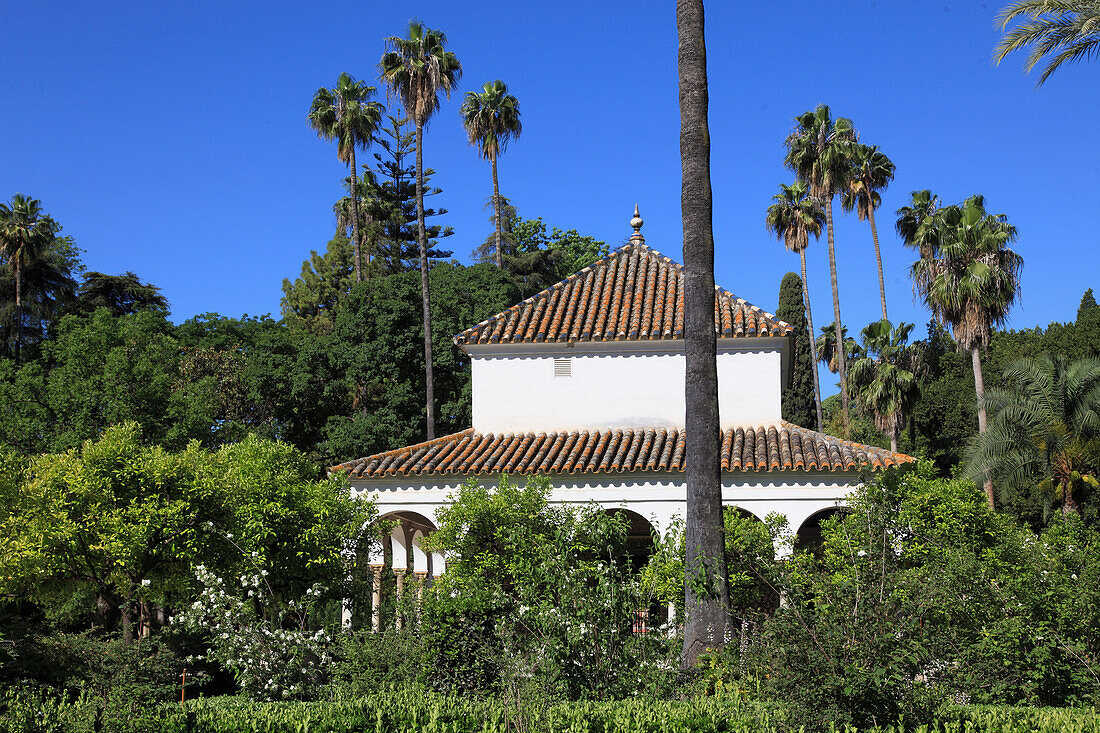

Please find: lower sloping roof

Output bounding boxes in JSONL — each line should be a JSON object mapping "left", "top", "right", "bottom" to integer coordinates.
{"left": 330, "top": 423, "right": 913, "bottom": 479}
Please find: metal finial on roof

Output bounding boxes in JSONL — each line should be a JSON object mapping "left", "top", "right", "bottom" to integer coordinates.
{"left": 629, "top": 203, "right": 644, "bottom": 244}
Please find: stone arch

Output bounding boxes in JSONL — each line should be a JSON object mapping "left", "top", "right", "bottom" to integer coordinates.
{"left": 411, "top": 530, "right": 429, "bottom": 575}
{"left": 603, "top": 507, "right": 661, "bottom": 633}
{"left": 377, "top": 510, "right": 438, "bottom": 573}
{"left": 723, "top": 504, "right": 767, "bottom": 523}
{"left": 602, "top": 508, "right": 658, "bottom": 571}
{"left": 794, "top": 506, "right": 848, "bottom": 555}
{"left": 723, "top": 504, "right": 780, "bottom": 614}
{"left": 373, "top": 511, "right": 438, "bottom": 632}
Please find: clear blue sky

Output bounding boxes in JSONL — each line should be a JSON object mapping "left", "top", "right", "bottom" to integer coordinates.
{"left": 3, "top": 1, "right": 1098, "bottom": 369}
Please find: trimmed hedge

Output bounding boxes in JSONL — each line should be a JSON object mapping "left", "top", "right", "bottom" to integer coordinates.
{"left": 4, "top": 686, "right": 1100, "bottom": 733}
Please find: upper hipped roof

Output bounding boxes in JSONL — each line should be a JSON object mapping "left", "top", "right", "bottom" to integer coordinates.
{"left": 454, "top": 241, "right": 791, "bottom": 347}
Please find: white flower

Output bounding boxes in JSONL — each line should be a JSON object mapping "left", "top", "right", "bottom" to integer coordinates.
{"left": 141, "top": 579, "right": 151, "bottom": 587}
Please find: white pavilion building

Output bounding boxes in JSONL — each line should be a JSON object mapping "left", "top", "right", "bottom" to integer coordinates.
{"left": 331, "top": 209, "right": 911, "bottom": 629}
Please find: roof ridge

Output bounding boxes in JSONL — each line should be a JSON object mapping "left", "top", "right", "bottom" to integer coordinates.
{"left": 451, "top": 239, "right": 642, "bottom": 343}
{"left": 453, "top": 240, "right": 792, "bottom": 346}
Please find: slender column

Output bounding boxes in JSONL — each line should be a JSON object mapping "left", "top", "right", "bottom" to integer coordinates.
{"left": 370, "top": 565, "right": 383, "bottom": 634}
{"left": 394, "top": 569, "right": 406, "bottom": 631}
{"left": 431, "top": 551, "right": 446, "bottom": 578}
{"left": 667, "top": 602, "right": 677, "bottom": 637}
{"left": 414, "top": 571, "right": 428, "bottom": 625}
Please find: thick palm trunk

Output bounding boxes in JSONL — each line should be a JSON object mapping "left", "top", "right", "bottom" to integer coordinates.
{"left": 890, "top": 429, "right": 898, "bottom": 454}
{"left": 825, "top": 198, "right": 851, "bottom": 436}
{"left": 971, "top": 345, "right": 995, "bottom": 510}
{"left": 415, "top": 122, "right": 436, "bottom": 440}
{"left": 799, "top": 251, "right": 824, "bottom": 431}
{"left": 868, "top": 207, "right": 887, "bottom": 321}
{"left": 492, "top": 156, "right": 503, "bottom": 268}
{"left": 677, "top": 0, "right": 729, "bottom": 669}
{"left": 1062, "top": 489, "right": 1080, "bottom": 515}
{"left": 350, "top": 149, "right": 363, "bottom": 284}
{"left": 13, "top": 256, "right": 22, "bottom": 364}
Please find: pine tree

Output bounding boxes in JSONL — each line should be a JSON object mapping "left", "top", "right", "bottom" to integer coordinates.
{"left": 368, "top": 115, "right": 452, "bottom": 274}
{"left": 777, "top": 272, "right": 816, "bottom": 429}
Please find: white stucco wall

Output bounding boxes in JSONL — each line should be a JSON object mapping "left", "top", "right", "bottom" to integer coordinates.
{"left": 352, "top": 470, "right": 857, "bottom": 543}
{"left": 467, "top": 339, "right": 785, "bottom": 433}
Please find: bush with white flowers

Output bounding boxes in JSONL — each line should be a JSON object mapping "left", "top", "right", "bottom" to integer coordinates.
{"left": 175, "top": 564, "right": 333, "bottom": 700}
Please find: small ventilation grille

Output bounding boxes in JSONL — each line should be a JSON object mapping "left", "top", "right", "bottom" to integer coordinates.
{"left": 553, "top": 357, "right": 572, "bottom": 378}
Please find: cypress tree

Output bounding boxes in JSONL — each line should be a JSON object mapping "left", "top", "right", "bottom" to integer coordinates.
{"left": 1077, "top": 288, "right": 1098, "bottom": 323}
{"left": 777, "top": 272, "right": 816, "bottom": 429}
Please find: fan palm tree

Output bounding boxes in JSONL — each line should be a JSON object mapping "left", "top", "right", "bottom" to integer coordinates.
{"left": 461, "top": 80, "right": 522, "bottom": 268}
{"left": 677, "top": 0, "right": 730, "bottom": 668}
{"left": 785, "top": 105, "right": 857, "bottom": 436}
{"left": 308, "top": 73, "right": 384, "bottom": 284}
{"left": 0, "top": 194, "right": 58, "bottom": 363}
{"left": 380, "top": 21, "right": 462, "bottom": 441}
{"left": 994, "top": 1, "right": 1100, "bottom": 85}
{"left": 912, "top": 195, "right": 1024, "bottom": 510}
{"left": 842, "top": 144, "right": 896, "bottom": 321}
{"left": 968, "top": 355, "right": 1100, "bottom": 515}
{"left": 896, "top": 190, "right": 942, "bottom": 261}
{"left": 766, "top": 182, "right": 826, "bottom": 430}
{"left": 848, "top": 320, "right": 923, "bottom": 453}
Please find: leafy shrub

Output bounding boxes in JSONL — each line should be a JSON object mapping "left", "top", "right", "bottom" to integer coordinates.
{"left": 0, "top": 632, "right": 188, "bottom": 715}
{"left": 329, "top": 629, "right": 424, "bottom": 697}
{"left": 175, "top": 565, "right": 334, "bottom": 700}
{"left": 419, "top": 579, "right": 503, "bottom": 695}
{"left": 419, "top": 476, "right": 678, "bottom": 701}
{"left": 748, "top": 462, "right": 1100, "bottom": 729}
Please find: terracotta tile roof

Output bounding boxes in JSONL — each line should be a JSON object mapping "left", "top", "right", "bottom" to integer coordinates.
{"left": 454, "top": 243, "right": 791, "bottom": 346}
{"left": 331, "top": 423, "right": 913, "bottom": 479}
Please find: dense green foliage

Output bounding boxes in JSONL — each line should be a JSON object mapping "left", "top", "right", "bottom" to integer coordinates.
{"left": 419, "top": 477, "right": 676, "bottom": 699}
{"left": 0, "top": 425, "right": 373, "bottom": 641}
{"left": 743, "top": 463, "right": 1100, "bottom": 729}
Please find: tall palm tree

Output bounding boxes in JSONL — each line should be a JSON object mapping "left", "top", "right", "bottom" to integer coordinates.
{"left": 0, "top": 194, "right": 58, "bottom": 363}
{"left": 896, "top": 190, "right": 942, "bottom": 261}
{"left": 380, "top": 22, "right": 462, "bottom": 441}
{"left": 765, "top": 182, "right": 826, "bottom": 430}
{"left": 677, "top": 0, "right": 730, "bottom": 668}
{"left": 968, "top": 355, "right": 1100, "bottom": 515}
{"left": 842, "top": 144, "right": 896, "bottom": 321}
{"left": 848, "top": 320, "right": 923, "bottom": 453}
{"left": 994, "top": 1, "right": 1100, "bottom": 85}
{"left": 308, "top": 73, "right": 384, "bottom": 284}
{"left": 461, "top": 80, "right": 522, "bottom": 268}
{"left": 912, "top": 195, "right": 1024, "bottom": 510}
{"left": 785, "top": 105, "right": 857, "bottom": 436}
